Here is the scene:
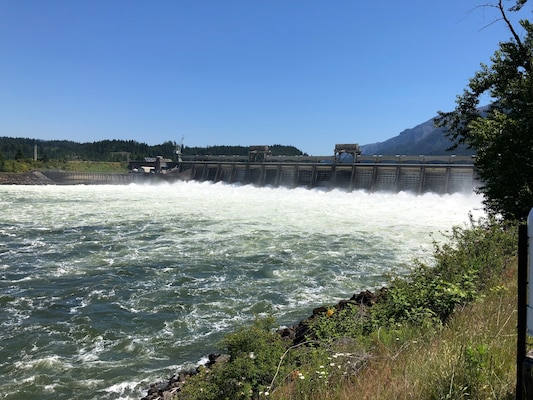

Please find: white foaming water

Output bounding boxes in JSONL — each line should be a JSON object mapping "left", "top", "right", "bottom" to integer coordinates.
{"left": 0, "top": 182, "right": 484, "bottom": 399}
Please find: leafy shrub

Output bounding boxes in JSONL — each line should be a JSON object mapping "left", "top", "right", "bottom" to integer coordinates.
{"left": 178, "top": 317, "right": 289, "bottom": 400}
{"left": 308, "top": 305, "right": 366, "bottom": 343}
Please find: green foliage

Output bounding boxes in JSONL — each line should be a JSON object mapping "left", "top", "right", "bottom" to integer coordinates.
{"left": 436, "top": 4, "right": 533, "bottom": 221}
{"left": 0, "top": 137, "right": 151, "bottom": 162}
{"left": 180, "top": 144, "right": 304, "bottom": 157}
{"left": 14, "top": 148, "right": 24, "bottom": 160}
{"left": 0, "top": 137, "right": 306, "bottom": 163}
{"left": 1, "top": 159, "right": 31, "bottom": 173}
{"left": 0, "top": 158, "right": 127, "bottom": 173}
{"left": 463, "top": 343, "right": 490, "bottom": 382}
{"left": 270, "top": 144, "right": 305, "bottom": 156}
{"left": 183, "top": 145, "right": 250, "bottom": 156}
{"left": 309, "top": 305, "right": 366, "bottom": 343}
{"left": 179, "top": 317, "right": 289, "bottom": 400}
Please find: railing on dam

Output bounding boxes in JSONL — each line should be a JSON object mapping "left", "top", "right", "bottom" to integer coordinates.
{"left": 175, "top": 155, "right": 479, "bottom": 194}
{"left": 180, "top": 154, "right": 475, "bottom": 164}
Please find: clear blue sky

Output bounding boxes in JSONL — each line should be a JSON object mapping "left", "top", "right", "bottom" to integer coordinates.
{"left": 0, "top": 1, "right": 528, "bottom": 155}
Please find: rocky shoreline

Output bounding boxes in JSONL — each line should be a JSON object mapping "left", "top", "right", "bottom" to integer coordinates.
{"left": 140, "top": 289, "right": 384, "bottom": 400}
{"left": 0, "top": 171, "right": 56, "bottom": 185}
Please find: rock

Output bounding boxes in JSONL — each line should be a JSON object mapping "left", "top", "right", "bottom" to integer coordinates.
{"left": 140, "top": 353, "right": 232, "bottom": 400}
{"left": 207, "top": 353, "right": 229, "bottom": 366}
{"left": 312, "top": 305, "right": 328, "bottom": 315}
{"left": 350, "top": 290, "right": 373, "bottom": 306}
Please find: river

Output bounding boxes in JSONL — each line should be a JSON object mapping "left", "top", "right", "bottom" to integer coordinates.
{"left": 0, "top": 182, "right": 484, "bottom": 399}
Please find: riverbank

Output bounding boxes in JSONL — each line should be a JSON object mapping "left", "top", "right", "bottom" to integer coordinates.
{"left": 140, "top": 289, "right": 384, "bottom": 400}
{"left": 0, "top": 171, "right": 138, "bottom": 185}
{"left": 0, "top": 171, "right": 56, "bottom": 185}
{"left": 140, "top": 218, "right": 518, "bottom": 400}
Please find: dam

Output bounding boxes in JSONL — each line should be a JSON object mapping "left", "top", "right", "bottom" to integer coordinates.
{"left": 172, "top": 154, "right": 478, "bottom": 194}
{"left": 35, "top": 145, "right": 479, "bottom": 193}
{"left": 40, "top": 154, "right": 478, "bottom": 194}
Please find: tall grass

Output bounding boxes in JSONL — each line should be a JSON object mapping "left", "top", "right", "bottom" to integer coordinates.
{"left": 344, "top": 271, "right": 516, "bottom": 400}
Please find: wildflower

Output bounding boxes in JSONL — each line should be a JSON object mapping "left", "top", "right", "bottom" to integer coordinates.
{"left": 249, "top": 352, "right": 255, "bottom": 359}
{"left": 326, "top": 308, "right": 335, "bottom": 317}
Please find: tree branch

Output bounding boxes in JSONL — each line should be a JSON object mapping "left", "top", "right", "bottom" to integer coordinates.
{"left": 498, "top": 0, "right": 523, "bottom": 47}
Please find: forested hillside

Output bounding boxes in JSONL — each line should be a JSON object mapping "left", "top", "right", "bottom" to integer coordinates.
{"left": 0, "top": 137, "right": 304, "bottom": 163}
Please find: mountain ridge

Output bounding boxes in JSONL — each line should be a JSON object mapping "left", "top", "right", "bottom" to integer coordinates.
{"left": 360, "top": 115, "right": 473, "bottom": 156}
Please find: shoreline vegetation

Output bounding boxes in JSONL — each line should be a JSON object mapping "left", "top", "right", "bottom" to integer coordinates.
{"left": 0, "top": 159, "right": 129, "bottom": 175}
{"left": 140, "top": 217, "right": 518, "bottom": 400}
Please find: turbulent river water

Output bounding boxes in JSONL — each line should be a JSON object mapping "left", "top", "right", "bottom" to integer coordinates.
{"left": 0, "top": 182, "right": 484, "bottom": 399}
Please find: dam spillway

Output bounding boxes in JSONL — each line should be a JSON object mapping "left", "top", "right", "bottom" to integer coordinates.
{"left": 175, "top": 155, "right": 478, "bottom": 194}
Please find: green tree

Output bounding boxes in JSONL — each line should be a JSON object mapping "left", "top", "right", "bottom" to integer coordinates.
{"left": 14, "top": 148, "right": 24, "bottom": 161}
{"left": 436, "top": 0, "right": 533, "bottom": 221}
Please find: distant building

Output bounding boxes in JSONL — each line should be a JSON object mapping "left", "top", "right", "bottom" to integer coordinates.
{"left": 128, "top": 156, "right": 179, "bottom": 174}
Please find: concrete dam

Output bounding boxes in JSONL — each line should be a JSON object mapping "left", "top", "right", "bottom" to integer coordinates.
{"left": 173, "top": 154, "right": 478, "bottom": 194}
{"left": 41, "top": 149, "right": 479, "bottom": 194}
{"left": 115, "top": 142, "right": 479, "bottom": 194}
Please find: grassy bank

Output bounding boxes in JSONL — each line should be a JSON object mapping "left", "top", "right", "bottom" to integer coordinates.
{"left": 166, "top": 217, "right": 519, "bottom": 400}
{"left": 1, "top": 159, "right": 128, "bottom": 173}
